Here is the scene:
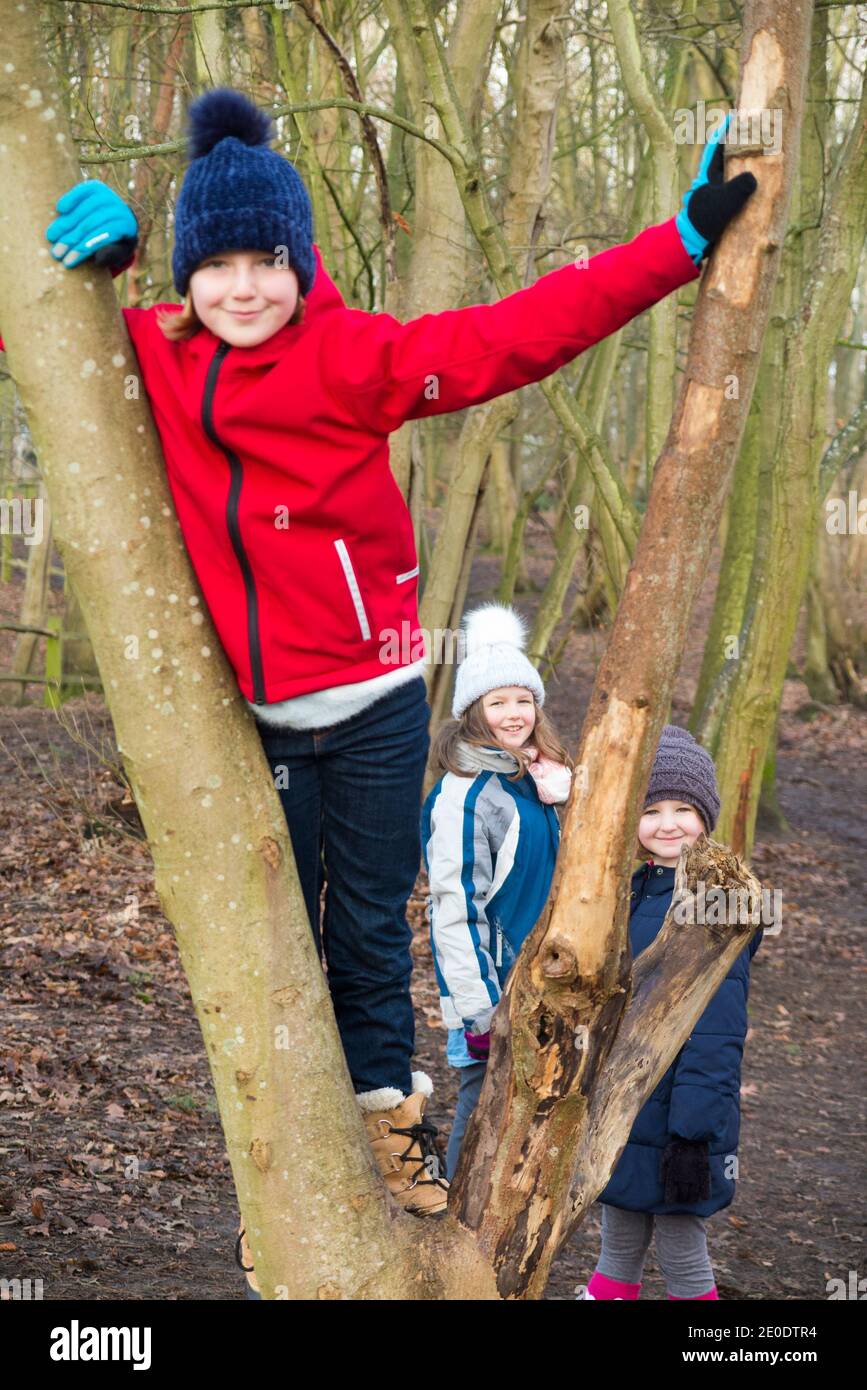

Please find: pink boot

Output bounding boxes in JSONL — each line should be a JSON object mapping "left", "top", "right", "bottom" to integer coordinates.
{"left": 668, "top": 1286, "right": 719, "bottom": 1300}
{"left": 584, "top": 1270, "right": 641, "bottom": 1300}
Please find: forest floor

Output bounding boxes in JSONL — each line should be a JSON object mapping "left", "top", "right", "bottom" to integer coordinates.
{"left": 0, "top": 532, "right": 865, "bottom": 1301}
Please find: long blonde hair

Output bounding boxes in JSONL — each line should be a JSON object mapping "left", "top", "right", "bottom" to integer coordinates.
{"left": 431, "top": 691, "right": 572, "bottom": 781}
{"left": 157, "top": 287, "right": 306, "bottom": 341}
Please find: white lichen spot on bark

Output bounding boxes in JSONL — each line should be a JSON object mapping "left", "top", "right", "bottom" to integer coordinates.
{"left": 201, "top": 646, "right": 211, "bottom": 657}
{"left": 200, "top": 794, "right": 213, "bottom": 808}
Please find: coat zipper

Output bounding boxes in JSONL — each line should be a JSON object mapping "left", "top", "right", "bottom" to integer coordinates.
{"left": 201, "top": 341, "right": 267, "bottom": 704}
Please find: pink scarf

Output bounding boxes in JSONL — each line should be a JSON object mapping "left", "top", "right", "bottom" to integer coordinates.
{"left": 523, "top": 745, "right": 572, "bottom": 805}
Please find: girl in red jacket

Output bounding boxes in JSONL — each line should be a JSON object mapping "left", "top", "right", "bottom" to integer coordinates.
{"left": 41, "top": 90, "right": 754, "bottom": 1291}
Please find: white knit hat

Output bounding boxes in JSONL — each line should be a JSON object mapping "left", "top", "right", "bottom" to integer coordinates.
{"left": 451, "top": 603, "right": 545, "bottom": 719}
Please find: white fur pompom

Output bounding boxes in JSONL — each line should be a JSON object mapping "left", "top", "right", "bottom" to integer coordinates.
{"left": 462, "top": 603, "right": 528, "bottom": 655}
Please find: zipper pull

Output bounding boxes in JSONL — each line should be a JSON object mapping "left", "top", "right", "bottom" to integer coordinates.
{"left": 494, "top": 921, "right": 503, "bottom": 967}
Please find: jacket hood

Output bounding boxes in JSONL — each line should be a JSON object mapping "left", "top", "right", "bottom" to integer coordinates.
{"left": 184, "top": 243, "right": 346, "bottom": 363}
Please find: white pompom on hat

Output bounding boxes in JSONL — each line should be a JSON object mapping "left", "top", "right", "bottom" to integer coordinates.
{"left": 451, "top": 603, "right": 545, "bottom": 719}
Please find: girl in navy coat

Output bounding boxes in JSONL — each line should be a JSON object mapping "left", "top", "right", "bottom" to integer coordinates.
{"left": 583, "top": 725, "right": 762, "bottom": 1301}
{"left": 421, "top": 604, "right": 572, "bottom": 1178}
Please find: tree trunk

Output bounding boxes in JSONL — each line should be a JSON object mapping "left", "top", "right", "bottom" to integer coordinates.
{"left": 0, "top": 478, "right": 52, "bottom": 705}
{"left": 0, "top": 0, "right": 445, "bottom": 1300}
{"left": 711, "top": 62, "right": 867, "bottom": 856}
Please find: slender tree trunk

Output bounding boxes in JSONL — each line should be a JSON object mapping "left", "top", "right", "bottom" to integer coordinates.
{"left": 711, "top": 66, "right": 867, "bottom": 856}
{"left": 0, "top": 478, "right": 52, "bottom": 705}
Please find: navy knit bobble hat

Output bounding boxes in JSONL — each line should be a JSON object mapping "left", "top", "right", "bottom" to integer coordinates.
{"left": 645, "top": 724, "right": 720, "bottom": 834}
{"left": 172, "top": 88, "right": 316, "bottom": 297}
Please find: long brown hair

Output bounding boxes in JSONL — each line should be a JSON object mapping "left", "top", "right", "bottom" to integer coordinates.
{"left": 431, "top": 690, "right": 573, "bottom": 781}
{"left": 157, "top": 287, "right": 306, "bottom": 341}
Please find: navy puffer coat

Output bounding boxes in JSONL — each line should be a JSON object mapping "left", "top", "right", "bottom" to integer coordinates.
{"left": 599, "top": 859, "right": 762, "bottom": 1217}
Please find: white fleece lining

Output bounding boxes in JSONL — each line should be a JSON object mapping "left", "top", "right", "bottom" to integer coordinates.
{"left": 356, "top": 1085, "right": 405, "bottom": 1113}
{"left": 356, "top": 1070, "right": 433, "bottom": 1112}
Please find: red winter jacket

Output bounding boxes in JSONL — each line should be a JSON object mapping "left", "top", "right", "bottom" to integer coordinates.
{"left": 4, "top": 220, "right": 699, "bottom": 703}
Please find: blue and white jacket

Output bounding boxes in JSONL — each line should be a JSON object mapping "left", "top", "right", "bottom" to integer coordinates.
{"left": 421, "top": 741, "right": 562, "bottom": 1068}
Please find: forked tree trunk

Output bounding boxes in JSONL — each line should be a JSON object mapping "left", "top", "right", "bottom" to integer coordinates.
{"left": 0, "top": 0, "right": 803, "bottom": 1300}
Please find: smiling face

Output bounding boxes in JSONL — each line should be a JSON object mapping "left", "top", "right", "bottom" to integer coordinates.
{"left": 189, "top": 249, "right": 300, "bottom": 346}
{"left": 638, "top": 799, "right": 706, "bottom": 866}
{"left": 481, "top": 686, "right": 536, "bottom": 752}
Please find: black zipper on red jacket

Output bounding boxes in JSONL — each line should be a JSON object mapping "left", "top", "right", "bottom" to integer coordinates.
{"left": 201, "top": 340, "right": 267, "bottom": 705}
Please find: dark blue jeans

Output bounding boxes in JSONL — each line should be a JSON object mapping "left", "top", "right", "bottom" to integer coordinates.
{"left": 255, "top": 675, "right": 430, "bottom": 1096}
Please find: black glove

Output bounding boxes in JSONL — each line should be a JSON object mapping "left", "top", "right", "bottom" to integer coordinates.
{"left": 676, "top": 112, "right": 758, "bottom": 264}
{"left": 93, "top": 233, "right": 139, "bottom": 273}
{"left": 660, "top": 1137, "right": 711, "bottom": 1205}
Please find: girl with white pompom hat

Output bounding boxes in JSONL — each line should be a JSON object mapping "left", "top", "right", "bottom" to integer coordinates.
{"left": 421, "top": 603, "right": 573, "bottom": 1177}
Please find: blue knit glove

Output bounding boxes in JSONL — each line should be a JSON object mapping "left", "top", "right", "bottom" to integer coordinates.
{"left": 675, "top": 112, "right": 757, "bottom": 266}
{"left": 45, "top": 180, "right": 138, "bottom": 269}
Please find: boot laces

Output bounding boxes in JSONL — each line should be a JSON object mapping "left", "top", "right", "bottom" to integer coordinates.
{"left": 385, "top": 1117, "right": 449, "bottom": 1190}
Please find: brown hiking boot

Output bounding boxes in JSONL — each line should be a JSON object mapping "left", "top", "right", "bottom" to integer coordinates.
{"left": 359, "top": 1071, "right": 449, "bottom": 1215}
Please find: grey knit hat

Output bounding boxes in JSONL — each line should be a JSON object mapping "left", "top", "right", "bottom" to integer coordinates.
{"left": 452, "top": 604, "right": 544, "bottom": 718}
{"left": 645, "top": 724, "right": 720, "bottom": 833}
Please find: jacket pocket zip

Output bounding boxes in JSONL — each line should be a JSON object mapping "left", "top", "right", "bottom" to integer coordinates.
{"left": 334, "top": 538, "right": 372, "bottom": 641}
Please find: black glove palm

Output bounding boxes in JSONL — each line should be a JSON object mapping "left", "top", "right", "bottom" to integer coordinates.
{"left": 660, "top": 1137, "right": 711, "bottom": 1205}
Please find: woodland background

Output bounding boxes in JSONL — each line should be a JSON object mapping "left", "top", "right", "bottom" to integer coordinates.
{"left": 0, "top": 0, "right": 865, "bottom": 1300}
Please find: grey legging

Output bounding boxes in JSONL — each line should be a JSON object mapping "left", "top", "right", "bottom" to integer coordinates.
{"left": 596, "top": 1200, "right": 716, "bottom": 1298}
